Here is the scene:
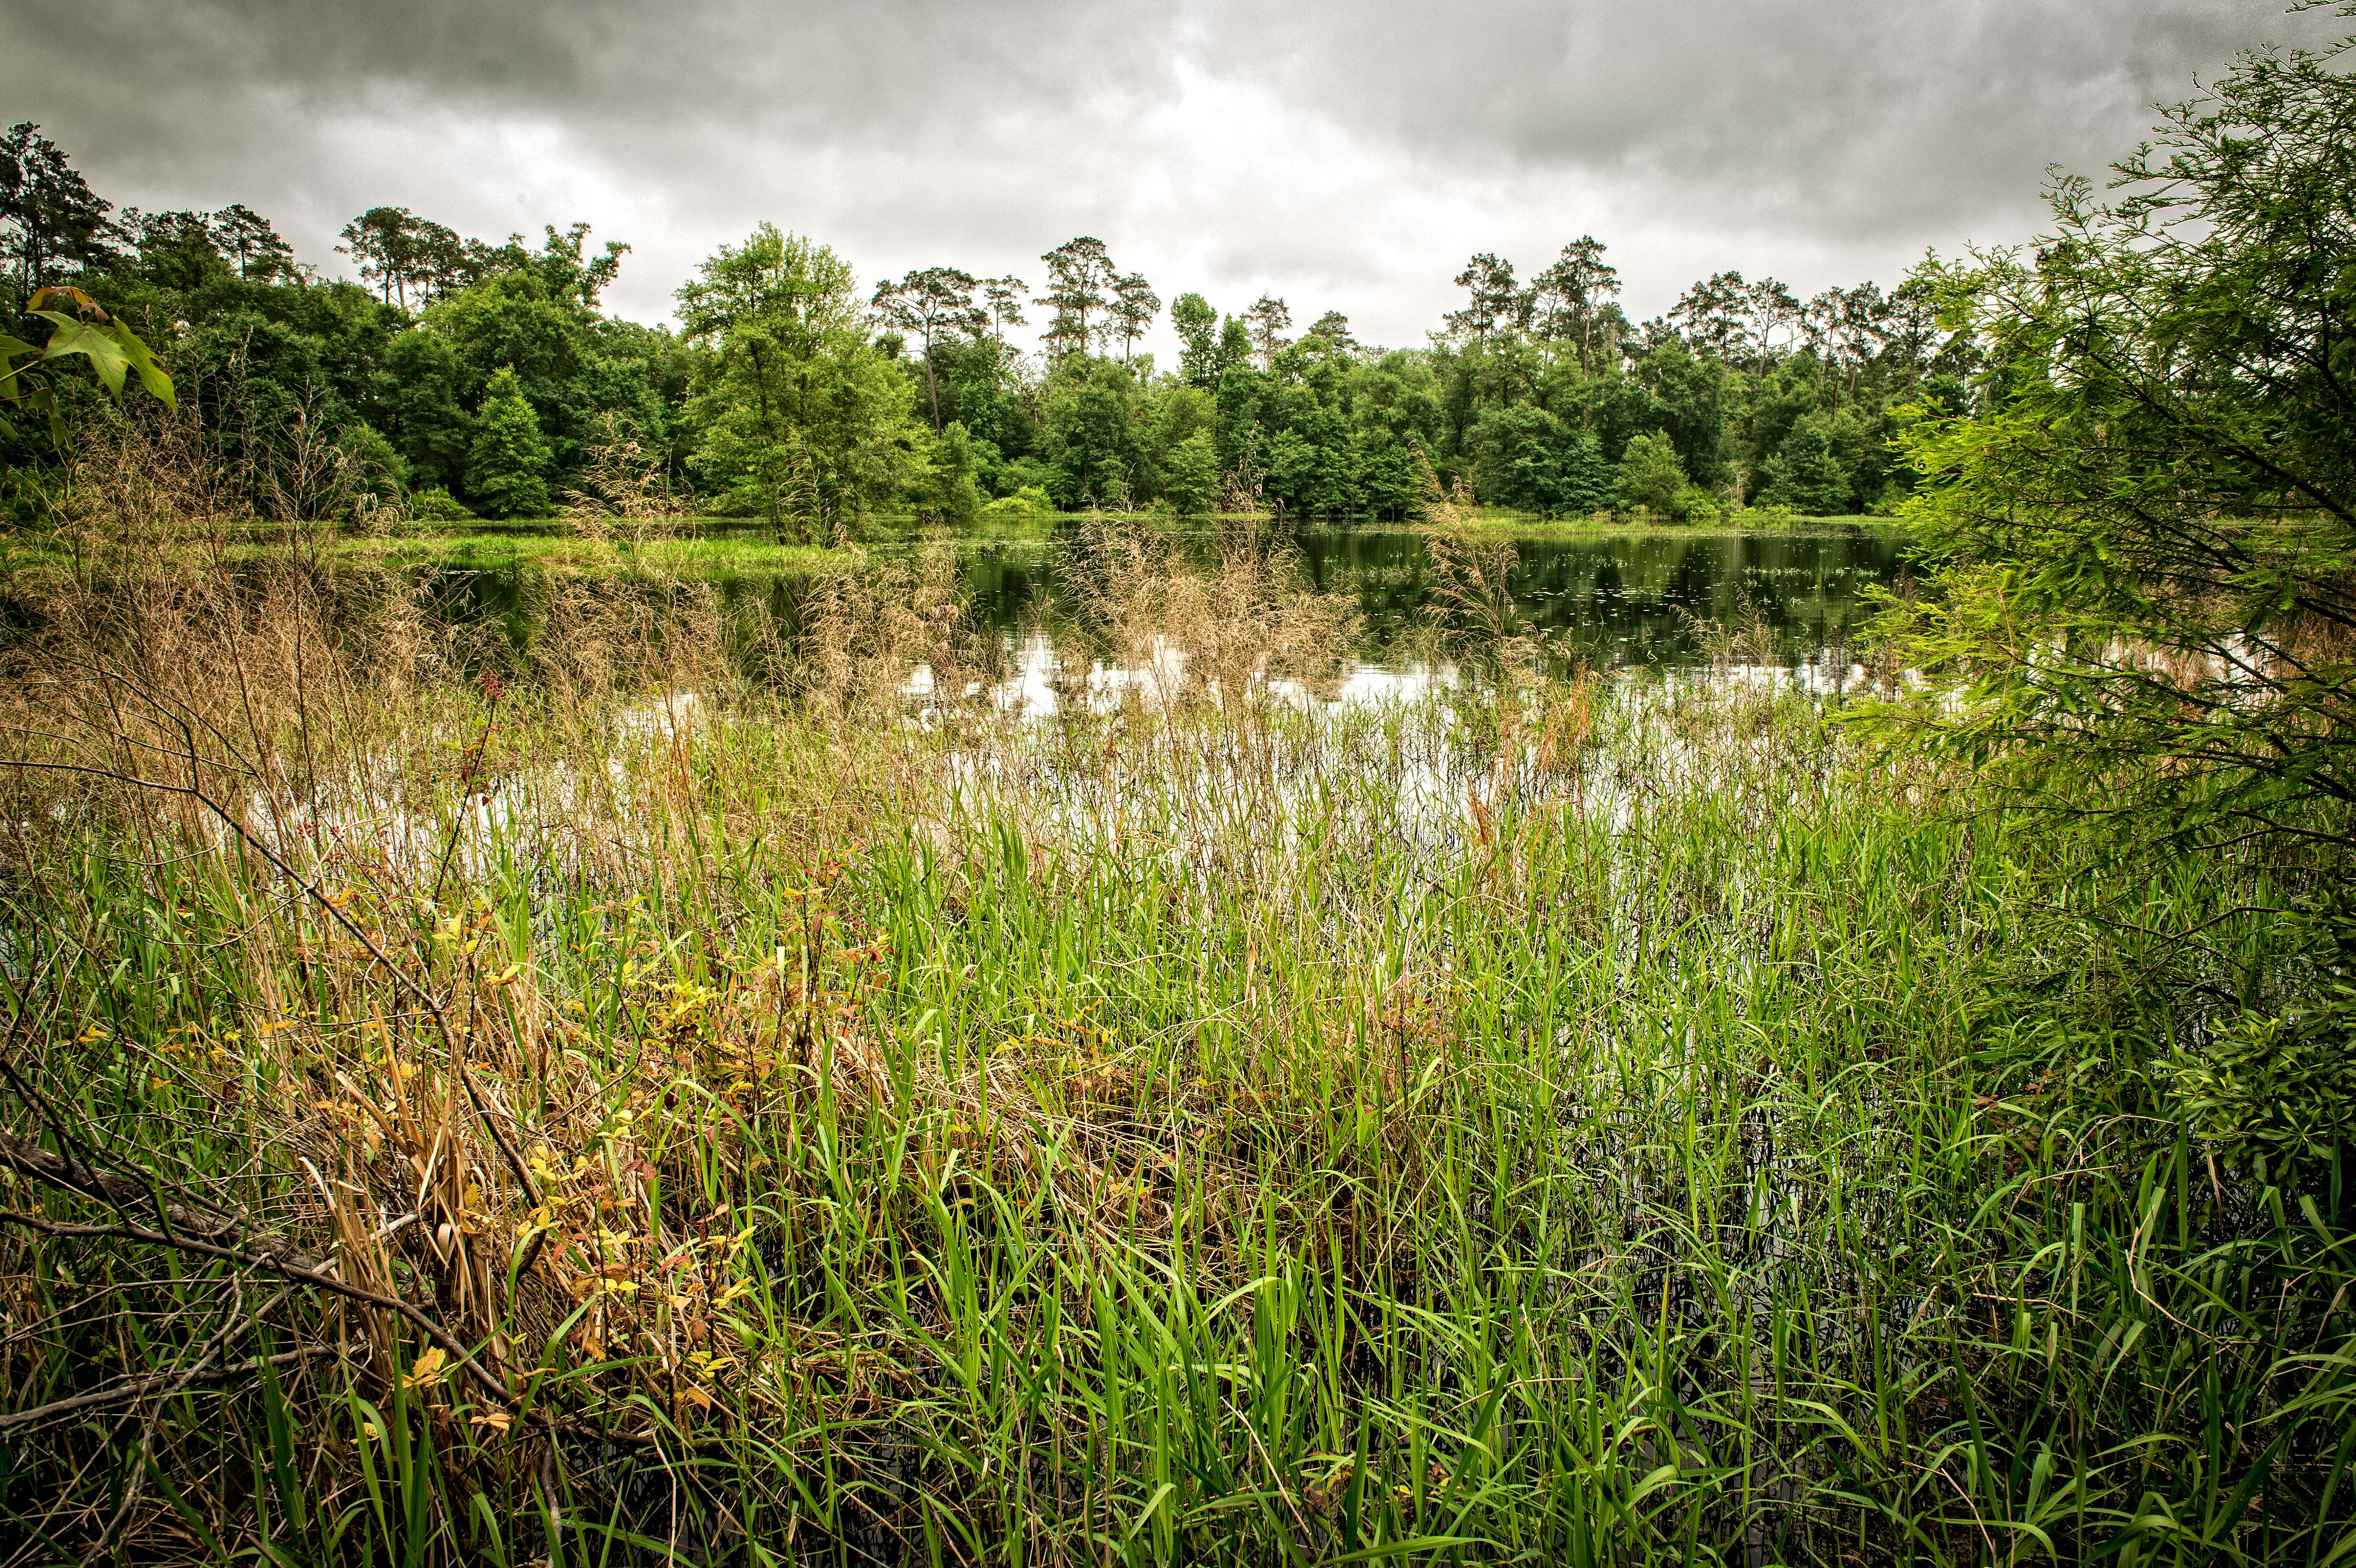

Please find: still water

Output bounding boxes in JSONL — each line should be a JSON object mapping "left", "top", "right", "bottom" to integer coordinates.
{"left": 948, "top": 523, "right": 1908, "bottom": 671}
{"left": 428, "top": 522, "right": 1910, "bottom": 675}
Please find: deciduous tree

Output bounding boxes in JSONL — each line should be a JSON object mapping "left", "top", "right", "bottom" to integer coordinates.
{"left": 679, "top": 223, "right": 923, "bottom": 542}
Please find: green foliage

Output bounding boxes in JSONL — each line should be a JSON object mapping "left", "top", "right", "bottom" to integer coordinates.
{"left": 1874, "top": 33, "right": 2356, "bottom": 859}
{"left": 1036, "top": 358, "right": 1143, "bottom": 507}
{"left": 0, "top": 285, "right": 174, "bottom": 443}
{"left": 925, "top": 420, "right": 986, "bottom": 527}
{"left": 1171, "top": 291, "right": 1221, "bottom": 388}
{"left": 407, "top": 484, "right": 472, "bottom": 521}
{"left": 466, "top": 366, "right": 552, "bottom": 518}
{"left": 679, "top": 223, "right": 924, "bottom": 542}
{"left": 2172, "top": 1003, "right": 2356, "bottom": 1184}
{"left": 1676, "top": 484, "right": 1726, "bottom": 523}
{"left": 336, "top": 420, "right": 407, "bottom": 511}
{"left": 1467, "top": 401, "right": 1609, "bottom": 515}
{"left": 1757, "top": 408, "right": 1854, "bottom": 513}
{"left": 981, "top": 483, "right": 1053, "bottom": 522}
{"left": 1, "top": 122, "right": 115, "bottom": 294}
{"left": 1161, "top": 430, "right": 1219, "bottom": 515}
{"left": 1614, "top": 429, "right": 1688, "bottom": 515}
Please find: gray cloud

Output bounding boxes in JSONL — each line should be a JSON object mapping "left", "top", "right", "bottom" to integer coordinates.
{"left": 1197, "top": 0, "right": 2341, "bottom": 231}
{"left": 3, "top": 0, "right": 2343, "bottom": 350}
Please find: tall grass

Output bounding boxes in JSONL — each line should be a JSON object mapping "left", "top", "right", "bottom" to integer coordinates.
{"left": 0, "top": 513, "right": 2351, "bottom": 1565}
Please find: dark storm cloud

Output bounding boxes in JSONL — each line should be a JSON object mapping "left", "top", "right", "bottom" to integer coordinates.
{"left": 10, "top": 0, "right": 1183, "bottom": 174}
{"left": 1195, "top": 0, "right": 2344, "bottom": 232}
{"left": 3, "top": 0, "right": 2344, "bottom": 341}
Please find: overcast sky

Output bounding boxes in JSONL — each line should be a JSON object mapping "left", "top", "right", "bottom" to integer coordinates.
{"left": 6, "top": 0, "right": 2342, "bottom": 362}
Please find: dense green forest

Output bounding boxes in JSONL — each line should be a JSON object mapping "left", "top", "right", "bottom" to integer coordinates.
{"left": 2, "top": 124, "right": 1974, "bottom": 535}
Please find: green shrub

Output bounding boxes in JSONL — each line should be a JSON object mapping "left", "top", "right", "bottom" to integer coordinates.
{"left": 408, "top": 485, "right": 473, "bottom": 521}
{"left": 982, "top": 484, "right": 1054, "bottom": 522}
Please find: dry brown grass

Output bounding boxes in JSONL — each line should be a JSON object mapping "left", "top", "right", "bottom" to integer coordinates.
{"left": 1058, "top": 512, "right": 1357, "bottom": 709}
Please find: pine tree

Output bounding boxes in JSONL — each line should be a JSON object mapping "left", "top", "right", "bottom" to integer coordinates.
{"left": 467, "top": 366, "right": 552, "bottom": 518}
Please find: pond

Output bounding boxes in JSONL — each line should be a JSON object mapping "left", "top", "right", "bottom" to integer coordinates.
{"left": 420, "top": 521, "right": 1912, "bottom": 678}
{"left": 948, "top": 521, "right": 1910, "bottom": 672}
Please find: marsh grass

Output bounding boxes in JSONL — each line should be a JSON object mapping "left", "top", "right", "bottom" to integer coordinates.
{"left": 1, "top": 485, "right": 2353, "bottom": 1565}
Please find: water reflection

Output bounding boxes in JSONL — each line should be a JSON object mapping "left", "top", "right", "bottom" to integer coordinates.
{"left": 947, "top": 522, "right": 1905, "bottom": 670}
{"left": 416, "top": 521, "right": 1909, "bottom": 675}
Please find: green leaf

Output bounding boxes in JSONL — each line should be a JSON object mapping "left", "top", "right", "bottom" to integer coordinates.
{"left": 33, "top": 310, "right": 131, "bottom": 399}
{"left": 108, "top": 318, "right": 176, "bottom": 408}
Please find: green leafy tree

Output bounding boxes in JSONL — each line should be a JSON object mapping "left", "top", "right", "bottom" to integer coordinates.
{"left": 679, "top": 223, "right": 923, "bottom": 542}
{"left": 382, "top": 329, "right": 472, "bottom": 493}
{"left": 1876, "top": 32, "right": 2356, "bottom": 862}
{"left": 1163, "top": 431, "right": 1219, "bottom": 515}
{"left": 927, "top": 420, "right": 985, "bottom": 526}
{"left": 1614, "top": 429, "right": 1688, "bottom": 515}
{"left": 1037, "top": 359, "right": 1142, "bottom": 507}
{"left": 1471, "top": 403, "right": 1609, "bottom": 516}
{"left": 1172, "top": 293, "right": 1221, "bottom": 388}
{"left": 1635, "top": 338, "right": 1732, "bottom": 487}
{"left": 1757, "top": 409, "right": 1852, "bottom": 514}
{"left": 466, "top": 365, "right": 552, "bottom": 518}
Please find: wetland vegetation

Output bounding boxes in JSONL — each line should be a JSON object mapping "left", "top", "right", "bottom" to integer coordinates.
{"left": 1, "top": 29, "right": 2353, "bottom": 1568}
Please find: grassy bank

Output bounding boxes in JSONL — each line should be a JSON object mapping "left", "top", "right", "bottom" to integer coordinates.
{"left": 0, "top": 546, "right": 2350, "bottom": 1566}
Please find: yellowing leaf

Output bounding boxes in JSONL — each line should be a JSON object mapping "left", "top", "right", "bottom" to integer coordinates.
{"left": 404, "top": 1347, "right": 447, "bottom": 1389}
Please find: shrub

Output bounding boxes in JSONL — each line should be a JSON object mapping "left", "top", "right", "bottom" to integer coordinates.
{"left": 408, "top": 485, "right": 473, "bottom": 521}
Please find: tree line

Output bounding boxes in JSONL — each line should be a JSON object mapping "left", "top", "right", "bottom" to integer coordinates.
{"left": 3, "top": 120, "right": 1977, "bottom": 535}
